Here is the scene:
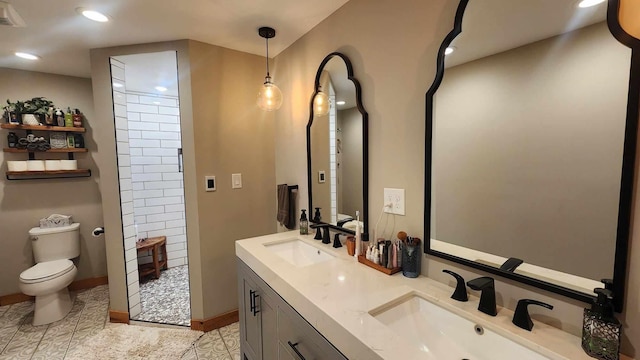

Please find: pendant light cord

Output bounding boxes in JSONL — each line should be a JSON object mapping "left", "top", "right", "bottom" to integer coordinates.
{"left": 265, "top": 37, "right": 270, "bottom": 78}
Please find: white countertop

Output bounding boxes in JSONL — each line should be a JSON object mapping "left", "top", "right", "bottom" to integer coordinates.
{"left": 236, "top": 231, "right": 593, "bottom": 360}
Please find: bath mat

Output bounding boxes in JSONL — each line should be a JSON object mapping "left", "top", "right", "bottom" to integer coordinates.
{"left": 65, "top": 324, "right": 203, "bottom": 359}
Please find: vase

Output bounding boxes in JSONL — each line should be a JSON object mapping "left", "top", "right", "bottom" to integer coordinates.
{"left": 21, "top": 114, "right": 39, "bottom": 125}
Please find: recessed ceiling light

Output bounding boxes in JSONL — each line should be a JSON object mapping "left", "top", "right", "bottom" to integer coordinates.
{"left": 336, "top": 101, "right": 346, "bottom": 106}
{"left": 445, "top": 46, "right": 456, "bottom": 55}
{"left": 155, "top": 86, "right": 168, "bottom": 92}
{"left": 77, "top": 8, "right": 109, "bottom": 22}
{"left": 15, "top": 52, "right": 40, "bottom": 60}
{"left": 577, "top": 0, "right": 605, "bottom": 8}
{"left": 153, "top": 101, "right": 161, "bottom": 105}
{"left": 112, "top": 82, "right": 124, "bottom": 88}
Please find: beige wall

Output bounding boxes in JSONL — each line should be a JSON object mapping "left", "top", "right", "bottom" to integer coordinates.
{"left": 0, "top": 68, "right": 106, "bottom": 296}
{"left": 91, "top": 39, "right": 275, "bottom": 319}
{"left": 187, "top": 40, "right": 276, "bottom": 316}
{"left": 273, "top": 0, "right": 639, "bottom": 356}
{"left": 433, "top": 22, "right": 628, "bottom": 280}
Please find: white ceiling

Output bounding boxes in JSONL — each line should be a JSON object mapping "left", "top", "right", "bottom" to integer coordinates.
{"left": 445, "top": 0, "right": 608, "bottom": 68}
{"left": 0, "top": 0, "right": 610, "bottom": 87}
{"left": 0, "top": 0, "right": 349, "bottom": 78}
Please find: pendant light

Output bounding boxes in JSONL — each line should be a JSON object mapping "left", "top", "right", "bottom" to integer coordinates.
{"left": 256, "top": 27, "right": 283, "bottom": 111}
{"left": 314, "top": 87, "right": 330, "bottom": 116}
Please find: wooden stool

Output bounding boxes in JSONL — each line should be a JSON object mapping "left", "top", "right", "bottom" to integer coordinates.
{"left": 136, "top": 236, "right": 168, "bottom": 279}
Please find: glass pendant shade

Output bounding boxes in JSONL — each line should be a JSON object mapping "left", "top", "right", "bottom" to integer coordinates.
{"left": 257, "top": 27, "right": 282, "bottom": 111}
{"left": 314, "top": 90, "right": 330, "bottom": 116}
{"left": 257, "top": 77, "right": 283, "bottom": 111}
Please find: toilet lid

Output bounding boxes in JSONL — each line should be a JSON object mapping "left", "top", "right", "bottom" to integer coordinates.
{"left": 20, "top": 259, "right": 75, "bottom": 283}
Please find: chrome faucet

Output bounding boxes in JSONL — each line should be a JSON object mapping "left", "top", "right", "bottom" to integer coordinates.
{"left": 466, "top": 276, "right": 497, "bottom": 316}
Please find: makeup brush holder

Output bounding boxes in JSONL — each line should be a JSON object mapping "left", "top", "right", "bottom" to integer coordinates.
{"left": 402, "top": 242, "right": 421, "bottom": 278}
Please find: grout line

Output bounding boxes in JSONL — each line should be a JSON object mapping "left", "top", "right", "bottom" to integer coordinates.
{"left": 0, "top": 304, "right": 31, "bottom": 356}
{"left": 218, "top": 329, "right": 233, "bottom": 357}
{"left": 62, "top": 293, "right": 91, "bottom": 359}
{"left": 30, "top": 322, "right": 52, "bottom": 360}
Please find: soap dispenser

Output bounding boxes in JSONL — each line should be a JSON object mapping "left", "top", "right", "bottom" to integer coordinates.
{"left": 313, "top": 207, "right": 322, "bottom": 223}
{"left": 299, "top": 209, "right": 308, "bottom": 235}
{"left": 581, "top": 287, "right": 621, "bottom": 360}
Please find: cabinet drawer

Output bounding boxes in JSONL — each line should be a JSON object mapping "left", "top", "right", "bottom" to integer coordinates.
{"left": 278, "top": 341, "right": 298, "bottom": 360}
{"left": 277, "top": 307, "right": 346, "bottom": 360}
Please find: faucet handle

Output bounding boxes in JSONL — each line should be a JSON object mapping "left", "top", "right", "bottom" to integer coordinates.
{"left": 442, "top": 270, "right": 468, "bottom": 302}
{"left": 512, "top": 299, "right": 554, "bottom": 331}
{"left": 332, "top": 233, "right": 343, "bottom": 248}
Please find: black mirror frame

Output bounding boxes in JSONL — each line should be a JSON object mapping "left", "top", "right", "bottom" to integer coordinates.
{"left": 424, "top": 0, "right": 639, "bottom": 312}
{"left": 306, "top": 52, "right": 369, "bottom": 238}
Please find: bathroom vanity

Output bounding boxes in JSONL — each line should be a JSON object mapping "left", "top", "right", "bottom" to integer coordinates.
{"left": 236, "top": 232, "right": 594, "bottom": 360}
{"left": 238, "top": 260, "right": 347, "bottom": 360}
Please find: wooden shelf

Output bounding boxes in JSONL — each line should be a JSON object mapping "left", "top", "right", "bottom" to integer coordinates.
{"left": 3, "top": 148, "right": 88, "bottom": 153}
{"left": 6, "top": 169, "right": 91, "bottom": 180}
{"left": 1, "top": 124, "right": 86, "bottom": 133}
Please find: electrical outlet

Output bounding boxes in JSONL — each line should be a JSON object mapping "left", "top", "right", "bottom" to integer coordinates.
{"left": 383, "top": 188, "right": 405, "bottom": 215}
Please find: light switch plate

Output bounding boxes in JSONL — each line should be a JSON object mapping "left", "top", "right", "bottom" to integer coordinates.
{"left": 232, "top": 173, "right": 242, "bottom": 189}
{"left": 383, "top": 188, "right": 405, "bottom": 215}
{"left": 205, "top": 176, "right": 216, "bottom": 192}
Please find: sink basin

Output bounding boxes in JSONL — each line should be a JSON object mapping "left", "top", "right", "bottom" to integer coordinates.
{"left": 264, "top": 239, "right": 334, "bottom": 267}
{"left": 370, "top": 294, "right": 549, "bottom": 360}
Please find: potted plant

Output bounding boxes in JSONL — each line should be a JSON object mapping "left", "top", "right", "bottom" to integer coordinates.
{"left": 21, "top": 97, "right": 55, "bottom": 125}
{"left": 5, "top": 97, "right": 54, "bottom": 125}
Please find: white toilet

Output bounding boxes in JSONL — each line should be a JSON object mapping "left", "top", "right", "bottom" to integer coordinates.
{"left": 19, "top": 223, "right": 80, "bottom": 326}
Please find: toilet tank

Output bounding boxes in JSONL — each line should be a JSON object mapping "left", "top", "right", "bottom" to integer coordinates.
{"left": 29, "top": 223, "right": 80, "bottom": 263}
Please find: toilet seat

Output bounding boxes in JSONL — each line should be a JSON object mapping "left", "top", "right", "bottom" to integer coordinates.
{"left": 20, "top": 259, "right": 75, "bottom": 284}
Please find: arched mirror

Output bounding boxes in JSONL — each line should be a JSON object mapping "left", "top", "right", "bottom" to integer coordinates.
{"left": 307, "top": 52, "right": 369, "bottom": 237}
{"left": 425, "top": 0, "right": 640, "bottom": 311}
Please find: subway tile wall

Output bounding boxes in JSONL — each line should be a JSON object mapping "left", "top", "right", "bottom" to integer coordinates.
{"left": 111, "top": 58, "right": 142, "bottom": 318}
{"left": 126, "top": 91, "right": 188, "bottom": 269}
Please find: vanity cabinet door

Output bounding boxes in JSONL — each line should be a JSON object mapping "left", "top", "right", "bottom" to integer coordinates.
{"left": 238, "top": 259, "right": 345, "bottom": 360}
{"left": 240, "top": 275, "right": 262, "bottom": 360}
{"left": 259, "top": 288, "right": 278, "bottom": 359}
{"left": 238, "top": 261, "right": 277, "bottom": 360}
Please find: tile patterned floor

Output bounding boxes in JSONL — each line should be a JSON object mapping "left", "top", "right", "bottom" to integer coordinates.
{"left": 132, "top": 265, "right": 191, "bottom": 326}
{"left": 0, "top": 285, "right": 240, "bottom": 360}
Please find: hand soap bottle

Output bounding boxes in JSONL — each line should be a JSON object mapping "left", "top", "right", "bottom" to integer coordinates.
{"left": 313, "top": 207, "right": 322, "bottom": 223}
{"left": 299, "top": 209, "right": 308, "bottom": 235}
{"left": 581, "top": 288, "right": 621, "bottom": 360}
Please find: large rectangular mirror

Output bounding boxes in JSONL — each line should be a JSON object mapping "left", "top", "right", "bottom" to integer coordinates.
{"left": 425, "top": 0, "right": 638, "bottom": 311}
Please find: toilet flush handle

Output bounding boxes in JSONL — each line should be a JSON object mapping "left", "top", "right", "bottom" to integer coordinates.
{"left": 31, "top": 236, "right": 38, "bottom": 241}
